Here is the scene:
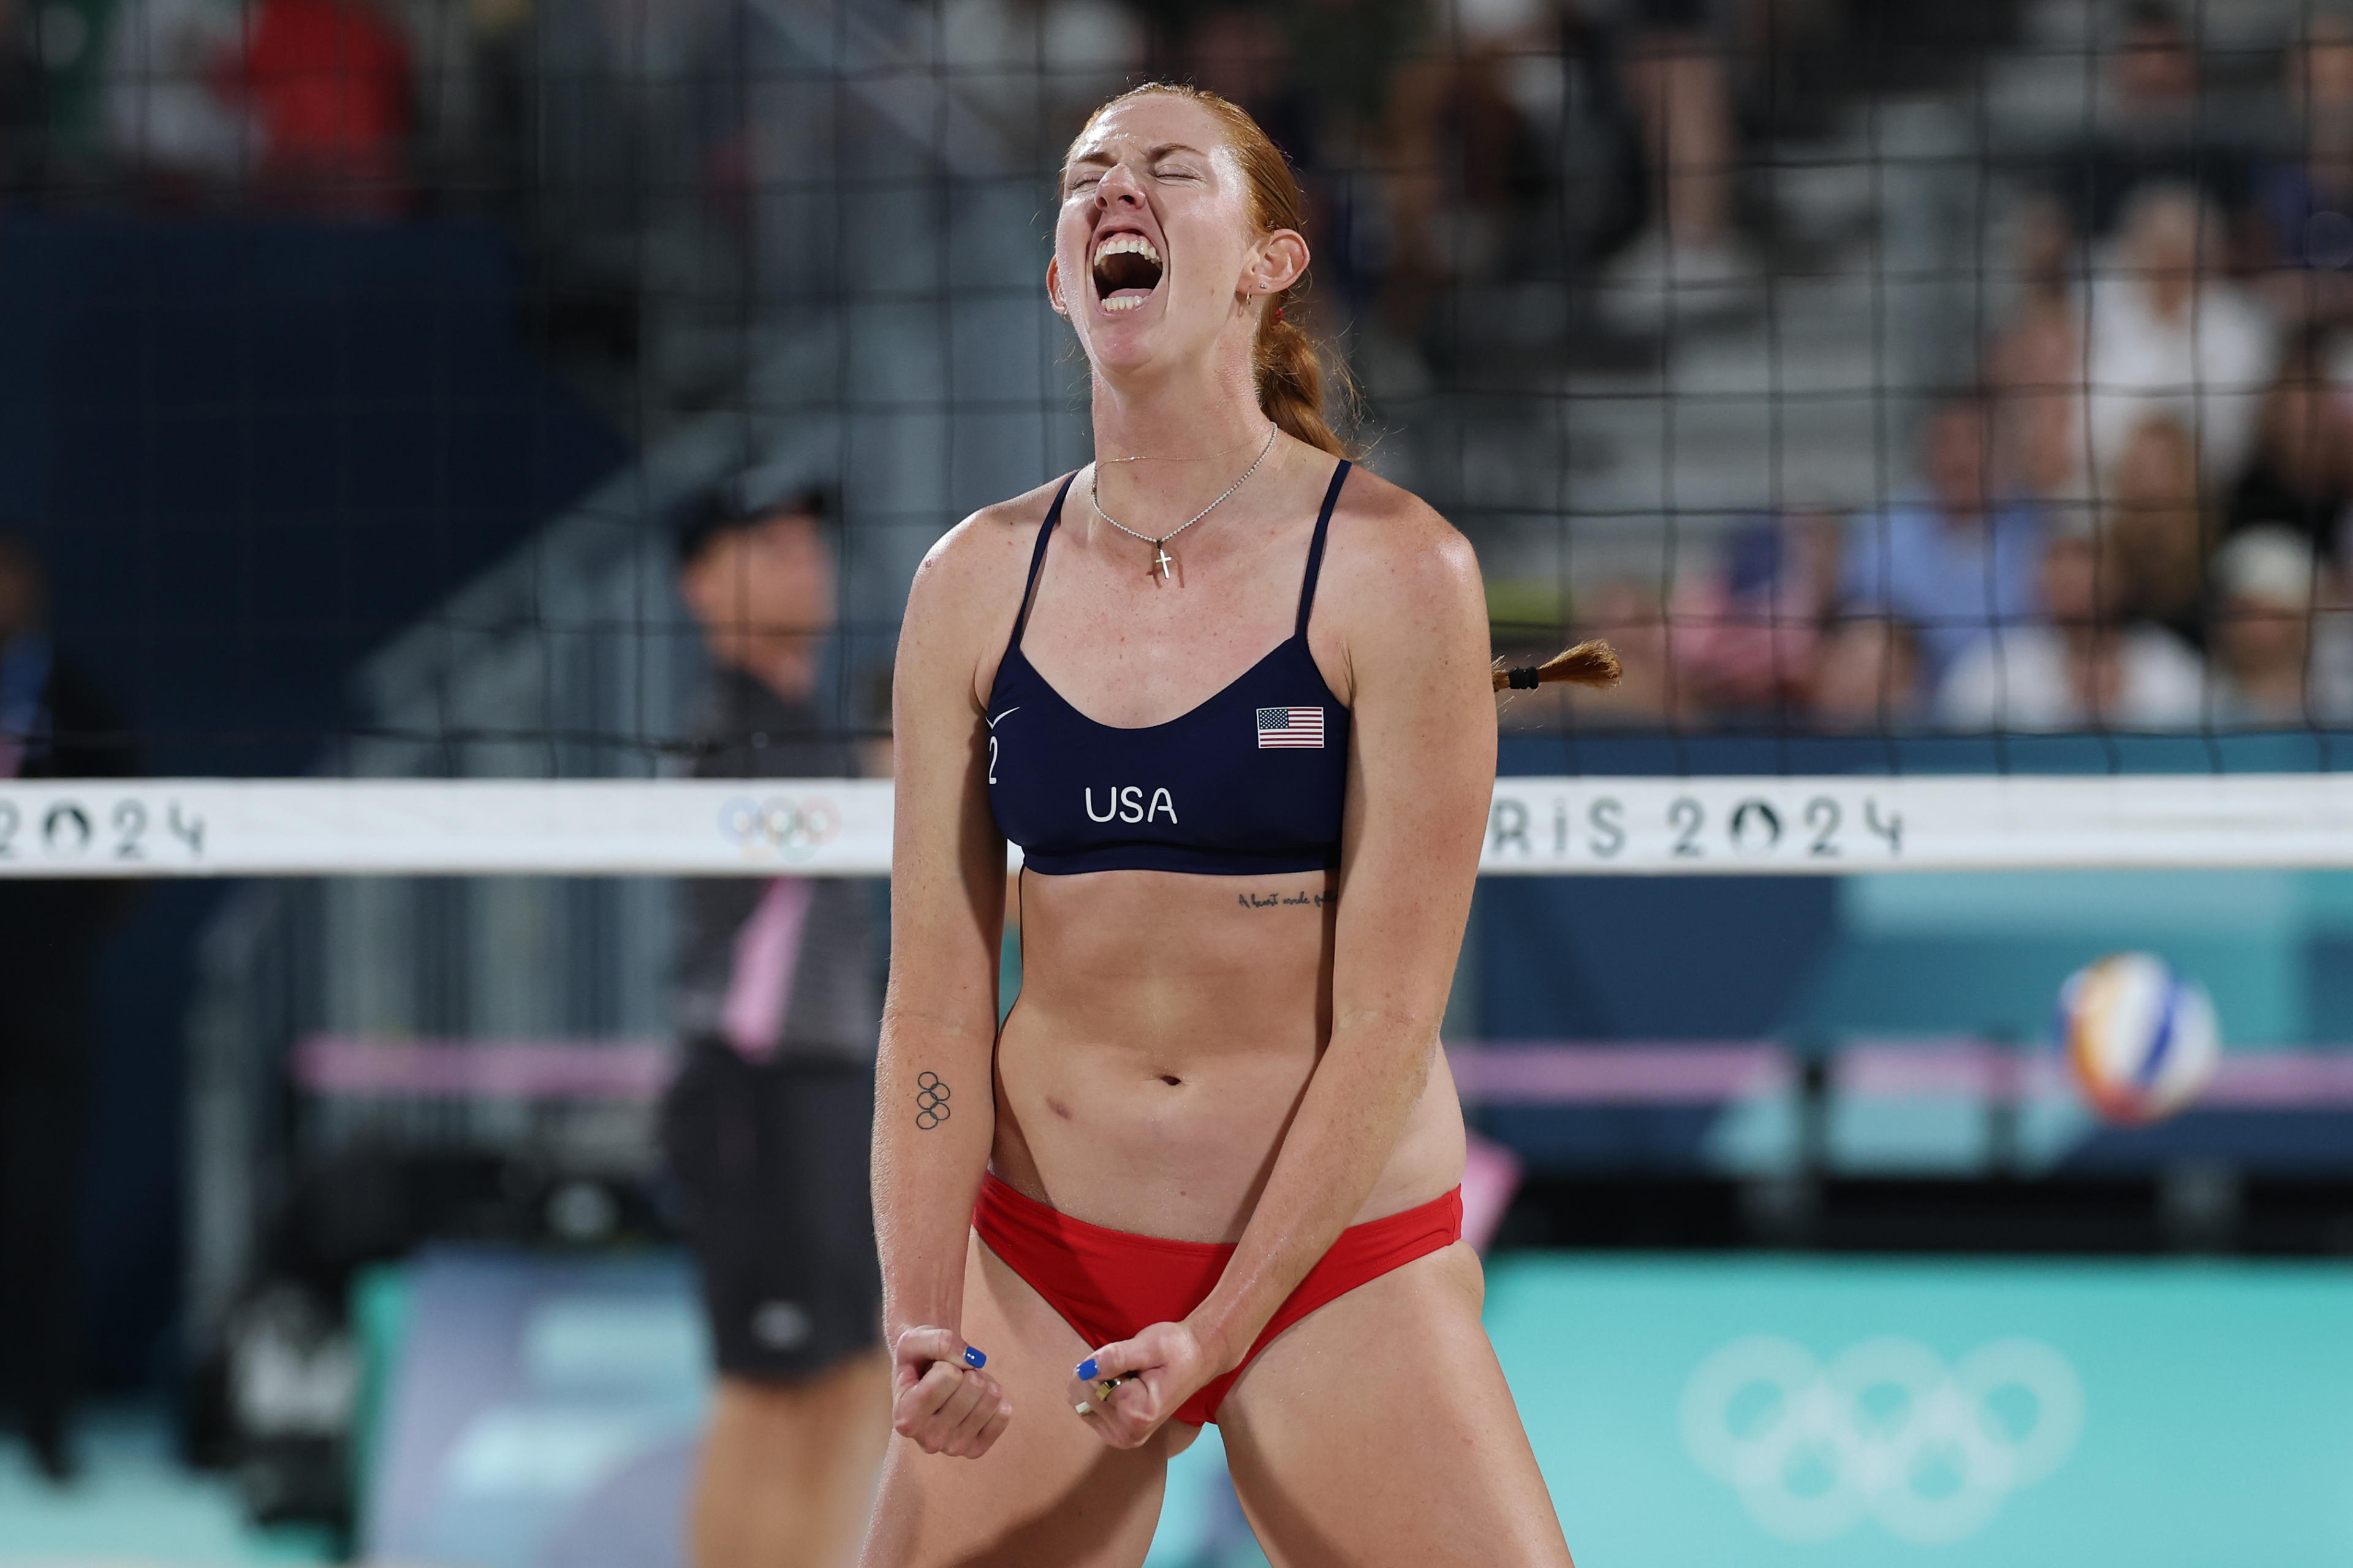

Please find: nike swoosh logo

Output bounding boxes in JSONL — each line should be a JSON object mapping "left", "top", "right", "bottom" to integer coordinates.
{"left": 987, "top": 708, "right": 1020, "bottom": 728}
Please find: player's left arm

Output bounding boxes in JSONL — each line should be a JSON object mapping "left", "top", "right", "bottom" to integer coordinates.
{"left": 1072, "top": 488, "right": 1494, "bottom": 1445}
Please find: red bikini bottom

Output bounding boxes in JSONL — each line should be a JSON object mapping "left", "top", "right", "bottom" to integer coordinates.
{"left": 972, "top": 1172, "right": 1463, "bottom": 1426}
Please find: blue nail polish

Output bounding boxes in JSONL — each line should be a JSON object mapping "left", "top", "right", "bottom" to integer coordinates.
{"left": 963, "top": 1346, "right": 987, "bottom": 1369}
{"left": 1076, "top": 1358, "right": 1097, "bottom": 1381}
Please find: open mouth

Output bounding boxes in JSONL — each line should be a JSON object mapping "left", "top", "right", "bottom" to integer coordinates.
{"left": 1091, "top": 233, "right": 1164, "bottom": 314}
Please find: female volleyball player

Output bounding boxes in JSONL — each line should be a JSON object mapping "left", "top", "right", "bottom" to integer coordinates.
{"left": 862, "top": 84, "right": 1578, "bottom": 1566}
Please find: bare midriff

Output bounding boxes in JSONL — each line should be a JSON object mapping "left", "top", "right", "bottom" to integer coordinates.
{"left": 990, "top": 865, "right": 1466, "bottom": 1244}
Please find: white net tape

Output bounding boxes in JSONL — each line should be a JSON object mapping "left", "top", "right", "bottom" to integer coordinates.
{"left": 7, "top": 773, "right": 2347, "bottom": 877}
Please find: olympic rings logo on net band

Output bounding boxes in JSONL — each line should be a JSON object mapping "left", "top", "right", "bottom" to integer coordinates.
{"left": 1680, "top": 1335, "right": 2084, "bottom": 1545}
{"left": 719, "top": 796, "right": 842, "bottom": 862}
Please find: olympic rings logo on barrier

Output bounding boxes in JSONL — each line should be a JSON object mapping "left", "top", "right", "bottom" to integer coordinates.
{"left": 719, "top": 796, "right": 842, "bottom": 862}
{"left": 1680, "top": 1336, "right": 2084, "bottom": 1544}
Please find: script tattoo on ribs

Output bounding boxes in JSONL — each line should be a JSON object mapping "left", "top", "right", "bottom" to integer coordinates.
{"left": 915, "top": 1071, "right": 952, "bottom": 1130}
{"left": 1236, "top": 889, "right": 1336, "bottom": 910}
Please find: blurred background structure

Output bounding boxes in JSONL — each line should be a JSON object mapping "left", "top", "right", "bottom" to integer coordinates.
{"left": 0, "top": 0, "right": 2351, "bottom": 1564}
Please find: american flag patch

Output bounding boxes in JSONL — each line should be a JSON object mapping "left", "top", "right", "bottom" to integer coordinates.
{"left": 1256, "top": 706, "right": 1325, "bottom": 749}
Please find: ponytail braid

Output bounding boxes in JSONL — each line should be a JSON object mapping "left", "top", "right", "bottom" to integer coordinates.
{"left": 1493, "top": 642, "right": 1623, "bottom": 692}
{"left": 1254, "top": 297, "right": 1351, "bottom": 458}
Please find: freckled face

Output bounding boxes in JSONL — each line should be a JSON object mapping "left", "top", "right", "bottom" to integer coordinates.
{"left": 1051, "top": 97, "right": 1278, "bottom": 378}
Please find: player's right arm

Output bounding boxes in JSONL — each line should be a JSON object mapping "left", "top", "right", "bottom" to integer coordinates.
{"left": 871, "top": 504, "right": 1029, "bottom": 1458}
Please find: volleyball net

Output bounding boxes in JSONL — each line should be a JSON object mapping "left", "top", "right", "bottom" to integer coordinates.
{"left": 0, "top": 771, "right": 2346, "bottom": 876}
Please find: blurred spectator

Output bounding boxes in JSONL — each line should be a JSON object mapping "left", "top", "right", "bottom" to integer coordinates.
{"left": 103, "top": 0, "right": 249, "bottom": 194}
{"left": 2208, "top": 525, "right": 2353, "bottom": 723}
{"left": 104, "top": 0, "right": 414, "bottom": 213}
{"left": 662, "top": 483, "right": 887, "bottom": 1568}
{"left": 0, "top": 535, "right": 137, "bottom": 1485}
{"left": 1596, "top": 0, "right": 1759, "bottom": 331}
{"left": 2255, "top": 9, "right": 2353, "bottom": 325}
{"left": 1670, "top": 507, "right": 1840, "bottom": 715}
{"left": 1371, "top": 0, "right": 1558, "bottom": 346}
{"left": 1985, "top": 240, "right": 2091, "bottom": 506}
{"left": 2045, "top": 1, "right": 2250, "bottom": 246}
{"left": 1811, "top": 616, "right": 1924, "bottom": 732}
{"left": 1451, "top": 0, "right": 1573, "bottom": 149}
{"left": 2226, "top": 331, "right": 2353, "bottom": 566}
{"left": 391, "top": 0, "right": 532, "bottom": 200}
{"left": 2003, "top": 191, "right": 2079, "bottom": 318}
{"left": 2104, "top": 412, "right": 2210, "bottom": 646}
{"left": 2083, "top": 182, "right": 2277, "bottom": 488}
{"left": 231, "top": 0, "right": 413, "bottom": 215}
{"left": 1937, "top": 520, "right": 2205, "bottom": 732}
{"left": 1840, "top": 398, "right": 2046, "bottom": 689}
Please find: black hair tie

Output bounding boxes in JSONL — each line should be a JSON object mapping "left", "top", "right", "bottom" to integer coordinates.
{"left": 1506, "top": 666, "right": 1541, "bottom": 690}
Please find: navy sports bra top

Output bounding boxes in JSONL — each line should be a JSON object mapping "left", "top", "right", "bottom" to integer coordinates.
{"left": 987, "top": 461, "right": 1354, "bottom": 876}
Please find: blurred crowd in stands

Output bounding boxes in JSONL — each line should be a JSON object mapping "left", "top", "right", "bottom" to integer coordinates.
{"left": 0, "top": 0, "right": 473, "bottom": 214}
{"left": 1635, "top": 376, "right": 2353, "bottom": 732}
{"left": 3, "top": 0, "right": 2352, "bottom": 731}
{"left": 0, "top": 0, "right": 1794, "bottom": 314}
{"left": 1539, "top": 0, "right": 2353, "bottom": 732}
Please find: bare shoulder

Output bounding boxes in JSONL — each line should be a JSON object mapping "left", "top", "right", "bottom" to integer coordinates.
{"left": 907, "top": 473, "right": 1071, "bottom": 609}
{"left": 1319, "top": 462, "right": 1483, "bottom": 625}
{"left": 900, "top": 473, "right": 1074, "bottom": 711}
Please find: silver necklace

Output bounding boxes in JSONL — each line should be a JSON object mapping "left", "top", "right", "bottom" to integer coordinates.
{"left": 1090, "top": 424, "right": 1278, "bottom": 583}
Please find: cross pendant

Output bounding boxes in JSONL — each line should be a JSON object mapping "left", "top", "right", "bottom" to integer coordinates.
{"left": 1151, "top": 543, "right": 1176, "bottom": 581}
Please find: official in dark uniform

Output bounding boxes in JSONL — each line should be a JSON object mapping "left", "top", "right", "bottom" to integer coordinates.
{"left": 662, "top": 485, "right": 887, "bottom": 1568}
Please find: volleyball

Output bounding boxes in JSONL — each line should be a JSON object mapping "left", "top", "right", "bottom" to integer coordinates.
{"left": 2057, "top": 953, "right": 2221, "bottom": 1124}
